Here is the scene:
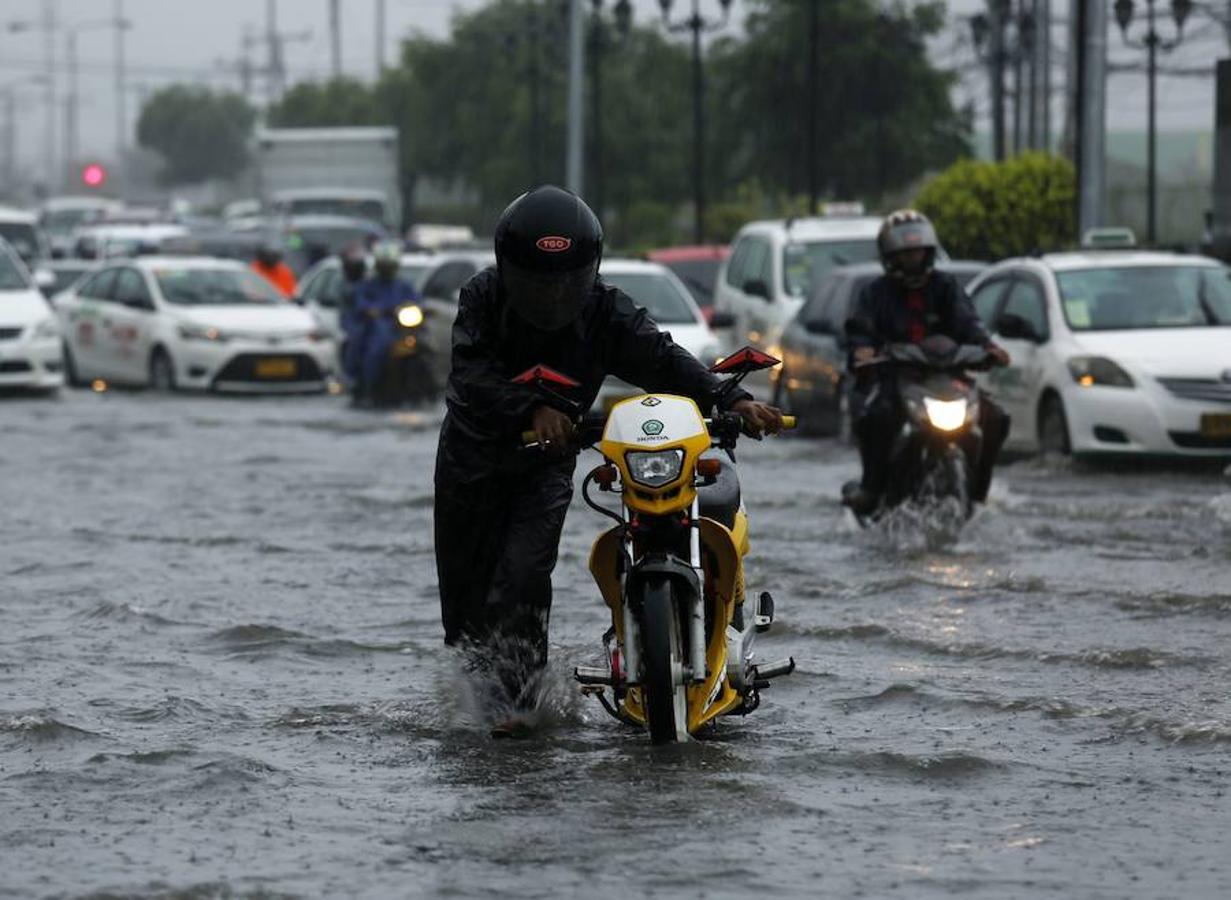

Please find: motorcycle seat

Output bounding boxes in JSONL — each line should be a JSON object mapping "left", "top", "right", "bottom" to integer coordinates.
{"left": 698, "top": 456, "right": 741, "bottom": 529}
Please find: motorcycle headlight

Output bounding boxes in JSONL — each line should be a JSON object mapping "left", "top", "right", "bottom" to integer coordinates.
{"left": 33, "top": 317, "right": 59, "bottom": 339}
{"left": 1067, "top": 356, "right": 1134, "bottom": 388}
{"left": 397, "top": 304, "right": 424, "bottom": 328}
{"left": 923, "top": 397, "right": 969, "bottom": 432}
{"left": 626, "top": 449, "right": 685, "bottom": 487}
{"left": 178, "top": 323, "right": 227, "bottom": 342}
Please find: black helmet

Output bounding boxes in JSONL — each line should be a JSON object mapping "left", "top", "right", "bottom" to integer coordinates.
{"left": 256, "top": 241, "right": 282, "bottom": 267}
{"left": 878, "top": 209, "right": 938, "bottom": 288}
{"left": 494, "top": 185, "right": 603, "bottom": 331}
{"left": 340, "top": 244, "right": 367, "bottom": 282}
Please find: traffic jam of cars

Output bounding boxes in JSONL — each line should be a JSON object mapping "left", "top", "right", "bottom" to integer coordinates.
{"left": 1, "top": 188, "right": 1229, "bottom": 462}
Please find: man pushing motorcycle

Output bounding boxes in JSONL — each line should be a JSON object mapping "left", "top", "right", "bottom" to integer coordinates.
{"left": 434, "top": 185, "right": 783, "bottom": 733}
{"left": 842, "top": 209, "right": 1011, "bottom": 516}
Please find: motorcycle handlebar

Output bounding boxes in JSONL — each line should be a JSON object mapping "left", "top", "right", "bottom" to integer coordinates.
{"left": 520, "top": 413, "right": 796, "bottom": 448}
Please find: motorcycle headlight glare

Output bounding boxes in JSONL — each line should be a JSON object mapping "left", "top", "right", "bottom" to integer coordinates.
{"left": 397, "top": 304, "right": 424, "bottom": 328}
{"left": 923, "top": 397, "right": 969, "bottom": 432}
{"left": 1067, "top": 356, "right": 1134, "bottom": 388}
{"left": 626, "top": 449, "right": 685, "bottom": 488}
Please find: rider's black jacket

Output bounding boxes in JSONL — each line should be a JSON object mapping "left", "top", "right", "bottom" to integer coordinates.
{"left": 846, "top": 270, "right": 990, "bottom": 359}
{"left": 438, "top": 267, "right": 751, "bottom": 479}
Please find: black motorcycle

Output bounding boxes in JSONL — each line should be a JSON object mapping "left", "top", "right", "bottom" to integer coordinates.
{"left": 846, "top": 333, "right": 994, "bottom": 525}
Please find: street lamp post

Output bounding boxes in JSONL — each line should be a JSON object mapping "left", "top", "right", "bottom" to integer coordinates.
{"left": 588, "top": 0, "right": 631, "bottom": 220}
{"left": 660, "top": 0, "right": 731, "bottom": 244}
{"left": 64, "top": 19, "right": 131, "bottom": 179}
{"left": 970, "top": 0, "right": 1009, "bottom": 161}
{"left": 1114, "top": 0, "right": 1191, "bottom": 245}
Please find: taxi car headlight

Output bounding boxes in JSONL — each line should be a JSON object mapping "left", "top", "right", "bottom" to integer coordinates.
{"left": 397, "top": 304, "right": 425, "bottom": 328}
{"left": 33, "top": 318, "right": 60, "bottom": 339}
{"left": 178, "top": 323, "right": 227, "bottom": 342}
{"left": 626, "top": 449, "right": 685, "bottom": 487}
{"left": 923, "top": 397, "right": 969, "bottom": 432}
{"left": 1067, "top": 356, "right": 1134, "bottom": 388}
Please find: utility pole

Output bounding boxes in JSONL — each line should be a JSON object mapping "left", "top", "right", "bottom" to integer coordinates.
{"left": 807, "top": 0, "right": 819, "bottom": 213}
{"left": 375, "top": 0, "right": 386, "bottom": 75}
{"left": 115, "top": 0, "right": 127, "bottom": 193}
{"left": 566, "top": 0, "right": 585, "bottom": 196}
{"left": 1034, "top": 0, "right": 1050, "bottom": 150}
{"left": 44, "top": 0, "right": 57, "bottom": 190}
{"left": 989, "top": 0, "right": 1007, "bottom": 161}
{"left": 65, "top": 29, "right": 77, "bottom": 172}
{"left": 329, "top": 0, "right": 342, "bottom": 79}
{"left": 1075, "top": 0, "right": 1108, "bottom": 236}
{"left": 267, "top": 0, "right": 282, "bottom": 103}
{"left": 4, "top": 90, "right": 15, "bottom": 190}
{"left": 1013, "top": 0, "right": 1025, "bottom": 153}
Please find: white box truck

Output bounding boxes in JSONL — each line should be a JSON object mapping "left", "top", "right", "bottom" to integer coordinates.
{"left": 255, "top": 126, "right": 401, "bottom": 229}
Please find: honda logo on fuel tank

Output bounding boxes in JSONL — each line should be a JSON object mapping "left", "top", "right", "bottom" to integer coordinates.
{"left": 536, "top": 236, "right": 572, "bottom": 252}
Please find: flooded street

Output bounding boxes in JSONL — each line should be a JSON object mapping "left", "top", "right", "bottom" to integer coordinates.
{"left": 3, "top": 390, "right": 1230, "bottom": 899}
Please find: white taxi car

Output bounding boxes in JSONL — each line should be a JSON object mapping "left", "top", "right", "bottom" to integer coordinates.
{"left": 54, "top": 256, "right": 335, "bottom": 393}
{"left": 0, "top": 239, "right": 63, "bottom": 391}
{"left": 967, "top": 249, "right": 1231, "bottom": 457}
{"left": 595, "top": 258, "right": 725, "bottom": 410}
{"left": 713, "top": 214, "right": 886, "bottom": 354}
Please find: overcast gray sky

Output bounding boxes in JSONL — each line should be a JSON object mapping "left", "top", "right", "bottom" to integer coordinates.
{"left": 0, "top": 0, "right": 1223, "bottom": 188}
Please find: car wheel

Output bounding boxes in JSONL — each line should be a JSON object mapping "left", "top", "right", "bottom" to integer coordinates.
{"left": 62, "top": 342, "right": 84, "bottom": 388}
{"left": 1038, "top": 394, "right": 1071, "bottom": 456}
{"left": 149, "top": 348, "right": 176, "bottom": 393}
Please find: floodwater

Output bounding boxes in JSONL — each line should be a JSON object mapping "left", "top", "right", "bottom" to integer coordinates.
{"left": 3, "top": 390, "right": 1230, "bottom": 899}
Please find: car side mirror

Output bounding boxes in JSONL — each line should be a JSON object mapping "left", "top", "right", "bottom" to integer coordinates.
{"left": 996, "top": 312, "right": 1040, "bottom": 342}
{"left": 708, "top": 310, "right": 735, "bottom": 329}
{"left": 33, "top": 269, "right": 56, "bottom": 290}
{"left": 122, "top": 296, "right": 153, "bottom": 311}
{"left": 743, "top": 278, "right": 770, "bottom": 300}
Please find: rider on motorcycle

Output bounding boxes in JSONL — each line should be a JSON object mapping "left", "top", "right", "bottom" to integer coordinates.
{"left": 349, "top": 241, "right": 417, "bottom": 406}
{"left": 842, "top": 209, "right": 1011, "bottom": 516}
{"left": 338, "top": 245, "right": 368, "bottom": 385}
{"left": 434, "top": 185, "right": 783, "bottom": 726}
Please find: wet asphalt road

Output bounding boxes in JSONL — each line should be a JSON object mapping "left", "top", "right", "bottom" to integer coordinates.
{"left": 3, "top": 388, "right": 1231, "bottom": 899}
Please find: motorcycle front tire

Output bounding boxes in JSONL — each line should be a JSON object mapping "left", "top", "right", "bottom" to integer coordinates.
{"left": 641, "top": 579, "right": 689, "bottom": 744}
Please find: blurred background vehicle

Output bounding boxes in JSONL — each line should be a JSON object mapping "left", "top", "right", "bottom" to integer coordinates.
{"left": 775, "top": 260, "right": 987, "bottom": 436}
{"left": 646, "top": 244, "right": 730, "bottom": 325}
{"left": 72, "top": 223, "right": 190, "bottom": 260}
{"left": 713, "top": 213, "right": 888, "bottom": 355}
{"left": 0, "top": 238, "right": 64, "bottom": 392}
{"left": 0, "top": 206, "right": 52, "bottom": 266}
{"left": 967, "top": 247, "right": 1231, "bottom": 458}
{"left": 281, "top": 214, "right": 389, "bottom": 274}
{"left": 255, "top": 127, "right": 401, "bottom": 229}
{"left": 405, "top": 224, "right": 477, "bottom": 250}
{"left": 53, "top": 256, "right": 334, "bottom": 393}
{"left": 39, "top": 196, "right": 123, "bottom": 258}
{"left": 594, "top": 257, "right": 724, "bottom": 411}
{"left": 39, "top": 259, "right": 98, "bottom": 300}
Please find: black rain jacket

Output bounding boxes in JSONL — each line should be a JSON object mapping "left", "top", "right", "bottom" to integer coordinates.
{"left": 438, "top": 267, "right": 751, "bottom": 480}
{"left": 846, "top": 270, "right": 990, "bottom": 362}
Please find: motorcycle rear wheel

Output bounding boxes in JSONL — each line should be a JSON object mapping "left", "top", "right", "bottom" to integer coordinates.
{"left": 641, "top": 579, "right": 689, "bottom": 744}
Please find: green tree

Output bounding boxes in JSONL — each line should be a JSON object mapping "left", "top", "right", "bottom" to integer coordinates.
{"left": 709, "top": 0, "right": 970, "bottom": 204}
{"left": 136, "top": 86, "right": 255, "bottom": 185}
{"left": 914, "top": 152, "right": 1076, "bottom": 260}
{"left": 267, "top": 77, "right": 383, "bottom": 127}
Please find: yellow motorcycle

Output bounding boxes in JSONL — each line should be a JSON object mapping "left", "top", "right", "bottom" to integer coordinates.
{"left": 519, "top": 347, "right": 796, "bottom": 743}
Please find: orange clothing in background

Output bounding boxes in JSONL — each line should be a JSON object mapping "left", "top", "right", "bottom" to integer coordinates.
{"left": 251, "top": 260, "right": 298, "bottom": 298}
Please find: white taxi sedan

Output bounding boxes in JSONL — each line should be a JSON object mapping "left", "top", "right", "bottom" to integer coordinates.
{"left": 54, "top": 257, "right": 336, "bottom": 393}
{"left": 966, "top": 250, "right": 1231, "bottom": 457}
{"left": 0, "top": 241, "right": 64, "bottom": 391}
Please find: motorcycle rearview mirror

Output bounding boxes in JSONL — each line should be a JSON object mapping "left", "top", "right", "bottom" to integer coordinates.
{"left": 511, "top": 364, "right": 584, "bottom": 417}
{"left": 995, "top": 313, "right": 1039, "bottom": 342}
{"left": 709, "top": 346, "right": 781, "bottom": 375}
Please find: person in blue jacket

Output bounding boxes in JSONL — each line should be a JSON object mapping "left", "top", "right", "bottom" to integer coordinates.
{"left": 351, "top": 241, "right": 417, "bottom": 406}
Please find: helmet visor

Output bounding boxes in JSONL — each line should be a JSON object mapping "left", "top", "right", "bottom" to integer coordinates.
{"left": 502, "top": 260, "right": 597, "bottom": 331}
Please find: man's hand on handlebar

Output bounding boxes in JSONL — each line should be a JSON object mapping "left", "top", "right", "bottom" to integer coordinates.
{"left": 531, "top": 405, "right": 574, "bottom": 449}
{"left": 732, "top": 399, "right": 785, "bottom": 437}
{"left": 985, "top": 341, "right": 1011, "bottom": 367}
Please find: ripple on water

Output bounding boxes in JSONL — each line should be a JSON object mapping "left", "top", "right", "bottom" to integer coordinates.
{"left": 786, "top": 748, "right": 1006, "bottom": 780}
{"left": 206, "top": 623, "right": 419, "bottom": 660}
{"left": 0, "top": 711, "right": 98, "bottom": 743}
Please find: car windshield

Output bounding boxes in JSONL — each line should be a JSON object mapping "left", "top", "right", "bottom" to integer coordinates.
{"left": 602, "top": 271, "right": 697, "bottom": 324}
{"left": 661, "top": 259, "right": 722, "bottom": 308}
{"left": 0, "top": 222, "right": 41, "bottom": 260}
{"left": 399, "top": 264, "right": 431, "bottom": 290}
{"left": 48, "top": 267, "right": 90, "bottom": 294}
{"left": 783, "top": 239, "right": 879, "bottom": 298}
{"left": 1056, "top": 265, "right": 1231, "bottom": 330}
{"left": 42, "top": 208, "right": 101, "bottom": 233}
{"left": 154, "top": 267, "right": 283, "bottom": 306}
{"left": 0, "top": 250, "right": 30, "bottom": 290}
{"left": 286, "top": 199, "right": 386, "bottom": 222}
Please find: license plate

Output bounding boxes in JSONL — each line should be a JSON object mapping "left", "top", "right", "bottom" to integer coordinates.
{"left": 255, "top": 357, "right": 297, "bottom": 379}
{"left": 1200, "top": 413, "right": 1231, "bottom": 438}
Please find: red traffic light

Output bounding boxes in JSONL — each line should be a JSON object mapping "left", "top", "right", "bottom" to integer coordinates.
{"left": 81, "top": 163, "right": 107, "bottom": 188}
